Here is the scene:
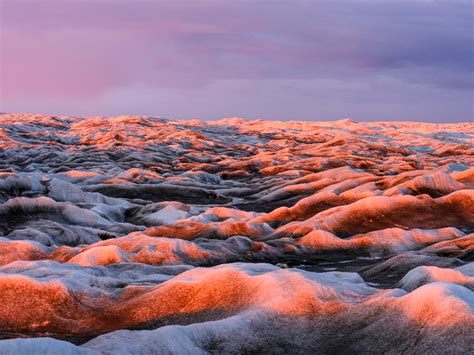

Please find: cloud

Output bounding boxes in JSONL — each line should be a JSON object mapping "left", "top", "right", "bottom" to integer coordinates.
{"left": 0, "top": 0, "right": 472, "bottom": 120}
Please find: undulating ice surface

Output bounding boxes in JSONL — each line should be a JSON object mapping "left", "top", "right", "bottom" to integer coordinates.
{"left": 0, "top": 113, "right": 473, "bottom": 354}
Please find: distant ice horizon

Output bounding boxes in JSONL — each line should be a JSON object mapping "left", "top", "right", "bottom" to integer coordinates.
{"left": 2, "top": 111, "right": 472, "bottom": 124}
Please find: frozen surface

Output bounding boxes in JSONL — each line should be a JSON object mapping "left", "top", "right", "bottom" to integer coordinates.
{"left": 0, "top": 114, "right": 473, "bottom": 353}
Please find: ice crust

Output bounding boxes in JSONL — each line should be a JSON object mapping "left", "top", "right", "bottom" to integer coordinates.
{"left": 0, "top": 114, "right": 472, "bottom": 353}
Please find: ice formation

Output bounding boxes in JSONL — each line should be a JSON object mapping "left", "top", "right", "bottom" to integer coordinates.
{"left": 0, "top": 114, "right": 472, "bottom": 353}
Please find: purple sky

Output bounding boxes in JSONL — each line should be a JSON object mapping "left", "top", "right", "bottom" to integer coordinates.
{"left": 0, "top": 0, "right": 473, "bottom": 122}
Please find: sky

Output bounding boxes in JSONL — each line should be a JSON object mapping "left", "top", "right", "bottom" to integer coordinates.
{"left": 0, "top": 0, "right": 473, "bottom": 122}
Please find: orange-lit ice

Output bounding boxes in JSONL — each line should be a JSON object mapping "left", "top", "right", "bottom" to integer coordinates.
{"left": 0, "top": 113, "right": 472, "bottom": 352}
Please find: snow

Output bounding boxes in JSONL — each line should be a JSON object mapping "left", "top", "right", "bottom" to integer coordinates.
{"left": 0, "top": 113, "right": 472, "bottom": 352}
{"left": 399, "top": 265, "right": 474, "bottom": 291}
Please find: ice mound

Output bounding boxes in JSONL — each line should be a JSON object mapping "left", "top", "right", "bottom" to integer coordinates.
{"left": 399, "top": 264, "right": 474, "bottom": 291}
{"left": 0, "top": 261, "right": 373, "bottom": 336}
{"left": 0, "top": 269, "right": 472, "bottom": 353}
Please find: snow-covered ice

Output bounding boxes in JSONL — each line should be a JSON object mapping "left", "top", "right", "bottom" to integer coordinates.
{"left": 0, "top": 114, "right": 472, "bottom": 353}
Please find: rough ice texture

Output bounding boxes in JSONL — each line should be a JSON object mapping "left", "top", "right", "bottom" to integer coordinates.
{"left": 0, "top": 113, "right": 473, "bottom": 353}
